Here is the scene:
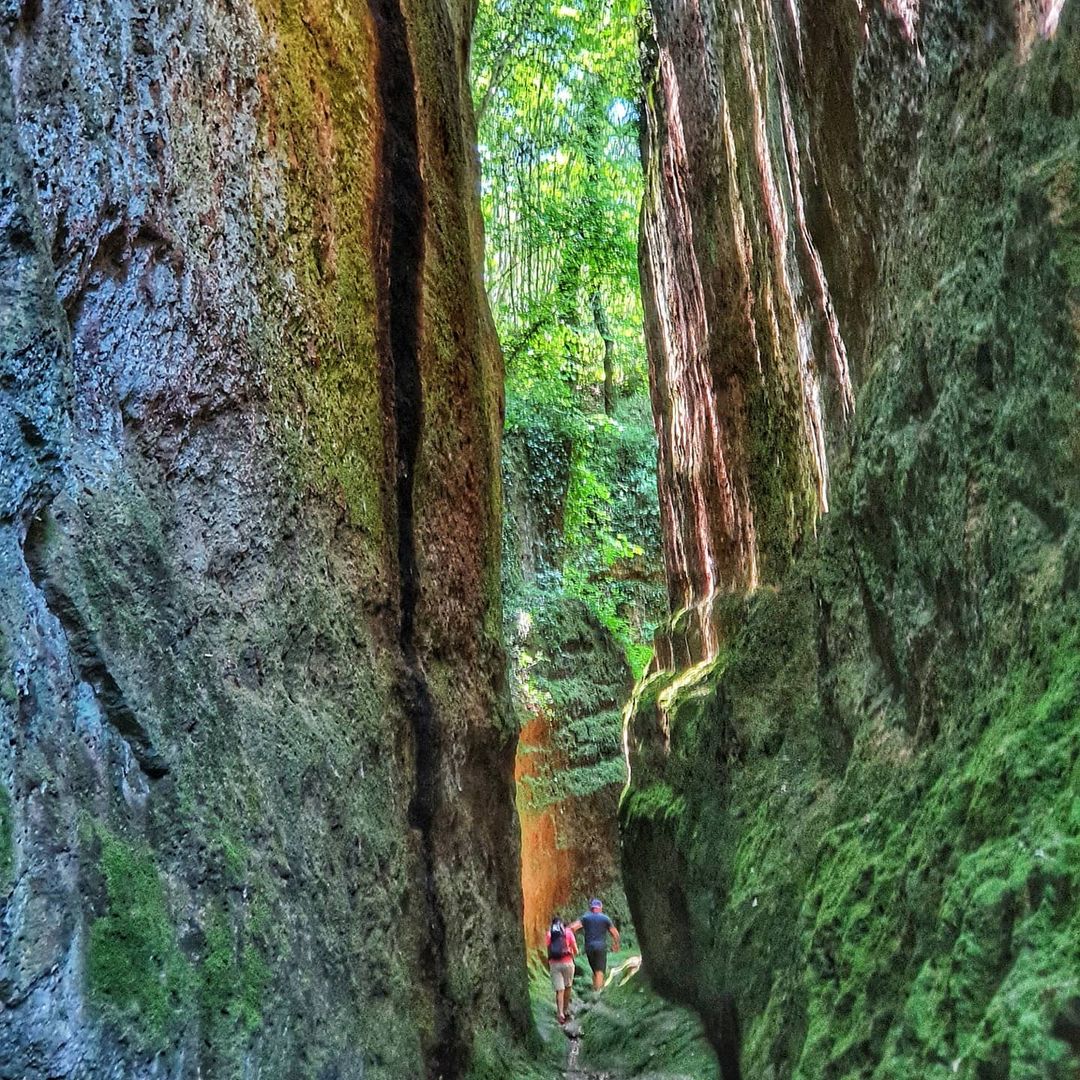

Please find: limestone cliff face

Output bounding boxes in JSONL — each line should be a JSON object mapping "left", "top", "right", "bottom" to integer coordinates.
{"left": 628, "top": 0, "right": 1080, "bottom": 1074}
{"left": 0, "top": 1, "right": 526, "bottom": 1077}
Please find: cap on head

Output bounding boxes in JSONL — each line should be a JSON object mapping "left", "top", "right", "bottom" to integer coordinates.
{"left": 589, "top": 898, "right": 602, "bottom": 910}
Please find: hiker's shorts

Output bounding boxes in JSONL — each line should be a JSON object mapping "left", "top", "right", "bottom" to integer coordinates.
{"left": 549, "top": 960, "right": 575, "bottom": 991}
{"left": 585, "top": 947, "right": 607, "bottom": 974}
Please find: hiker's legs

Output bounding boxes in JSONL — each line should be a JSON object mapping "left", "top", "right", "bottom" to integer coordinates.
{"left": 551, "top": 962, "right": 574, "bottom": 1020}
{"left": 586, "top": 947, "right": 607, "bottom": 991}
{"left": 550, "top": 965, "right": 563, "bottom": 1020}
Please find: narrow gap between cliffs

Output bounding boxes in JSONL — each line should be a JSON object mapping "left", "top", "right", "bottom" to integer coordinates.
{"left": 468, "top": 1, "right": 725, "bottom": 1077}
{"left": 369, "top": 1, "right": 461, "bottom": 1076}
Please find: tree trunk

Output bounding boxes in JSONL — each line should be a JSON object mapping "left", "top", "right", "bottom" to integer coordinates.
{"left": 591, "top": 289, "right": 615, "bottom": 414}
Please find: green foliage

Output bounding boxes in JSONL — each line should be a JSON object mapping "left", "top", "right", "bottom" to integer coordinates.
{"left": 505, "top": 394, "right": 578, "bottom": 532}
{"left": 555, "top": 709, "right": 623, "bottom": 760}
{"left": 86, "top": 828, "right": 194, "bottom": 1046}
{"left": 476, "top": 0, "right": 665, "bottom": 675}
{"left": 473, "top": 0, "right": 644, "bottom": 396}
{"left": 506, "top": 397, "right": 665, "bottom": 675}
{"left": 565, "top": 400, "right": 664, "bottom": 669}
{"left": 521, "top": 757, "right": 627, "bottom": 810}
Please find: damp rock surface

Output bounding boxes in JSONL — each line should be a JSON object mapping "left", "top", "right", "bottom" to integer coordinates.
{"left": 0, "top": 0, "right": 528, "bottom": 1076}
{"left": 628, "top": 0, "right": 1080, "bottom": 1076}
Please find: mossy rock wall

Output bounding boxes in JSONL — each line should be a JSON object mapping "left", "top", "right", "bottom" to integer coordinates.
{"left": 629, "top": 0, "right": 1080, "bottom": 1076}
{"left": 0, "top": 0, "right": 527, "bottom": 1076}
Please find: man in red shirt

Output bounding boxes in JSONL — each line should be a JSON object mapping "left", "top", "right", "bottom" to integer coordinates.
{"left": 545, "top": 916, "right": 578, "bottom": 1023}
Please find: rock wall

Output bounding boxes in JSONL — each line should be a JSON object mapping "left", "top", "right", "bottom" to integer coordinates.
{"left": 0, "top": 0, "right": 528, "bottom": 1077}
{"left": 627, "top": 0, "right": 1080, "bottom": 1074}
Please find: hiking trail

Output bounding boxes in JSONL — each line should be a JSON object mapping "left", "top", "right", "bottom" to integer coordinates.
{"left": 561, "top": 999, "right": 615, "bottom": 1080}
{"left": 539, "top": 956, "right": 717, "bottom": 1080}
{"left": 564, "top": 1034, "right": 614, "bottom": 1080}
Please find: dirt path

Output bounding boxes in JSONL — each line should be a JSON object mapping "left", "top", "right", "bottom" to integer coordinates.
{"left": 558, "top": 997, "right": 609, "bottom": 1079}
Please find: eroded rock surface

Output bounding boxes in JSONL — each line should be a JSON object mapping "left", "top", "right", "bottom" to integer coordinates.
{"left": 0, "top": 1, "right": 527, "bottom": 1076}
{"left": 628, "top": 0, "right": 1080, "bottom": 1075}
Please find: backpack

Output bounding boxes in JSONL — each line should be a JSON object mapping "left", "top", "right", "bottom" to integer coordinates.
{"left": 547, "top": 920, "right": 569, "bottom": 960}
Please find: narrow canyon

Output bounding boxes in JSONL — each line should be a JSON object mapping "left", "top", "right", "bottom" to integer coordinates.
{"left": 0, "top": 0, "right": 1077, "bottom": 1077}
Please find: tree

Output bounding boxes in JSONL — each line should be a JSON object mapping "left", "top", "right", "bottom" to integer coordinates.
{"left": 473, "top": 0, "right": 666, "bottom": 677}
{"left": 472, "top": 0, "right": 645, "bottom": 407}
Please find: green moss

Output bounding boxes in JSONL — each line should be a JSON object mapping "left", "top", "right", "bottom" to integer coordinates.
{"left": 621, "top": 781, "right": 686, "bottom": 825}
{"left": 1050, "top": 162, "right": 1080, "bottom": 289}
{"left": 629, "top": 605, "right": 1080, "bottom": 1077}
{"left": 0, "top": 784, "right": 12, "bottom": 891}
{"left": 87, "top": 830, "right": 269, "bottom": 1064}
{"left": 250, "top": 0, "right": 386, "bottom": 536}
{"left": 745, "top": 376, "right": 822, "bottom": 583}
{"left": 86, "top": 828, "right": 194, "bottom": 1046}
{"left": 577, "top": 966, "right": 718, "bottom": 1076}
{"left": 465, "top": 1026, "right": 559, "bottom": 1080}
{"left": 208, "top": 831, "right": 249, "bottom": 886}
{"left": 514, "top": 597, "right": 631, "bottom": 807}
{"left": 624, "top": 15, "right": 1080, "bottom": 1077}
{"left": 200, "top": 904, "right": 270, "bottom": 1044}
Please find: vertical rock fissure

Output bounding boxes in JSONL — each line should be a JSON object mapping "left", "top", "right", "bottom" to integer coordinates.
{"left": 370, "top": 1, "right": 461, "bottom": 1076}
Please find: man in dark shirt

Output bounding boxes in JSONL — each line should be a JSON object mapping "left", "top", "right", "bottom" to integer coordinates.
{"left": 571, "top": 898, "right": 621, "bottom": 991}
